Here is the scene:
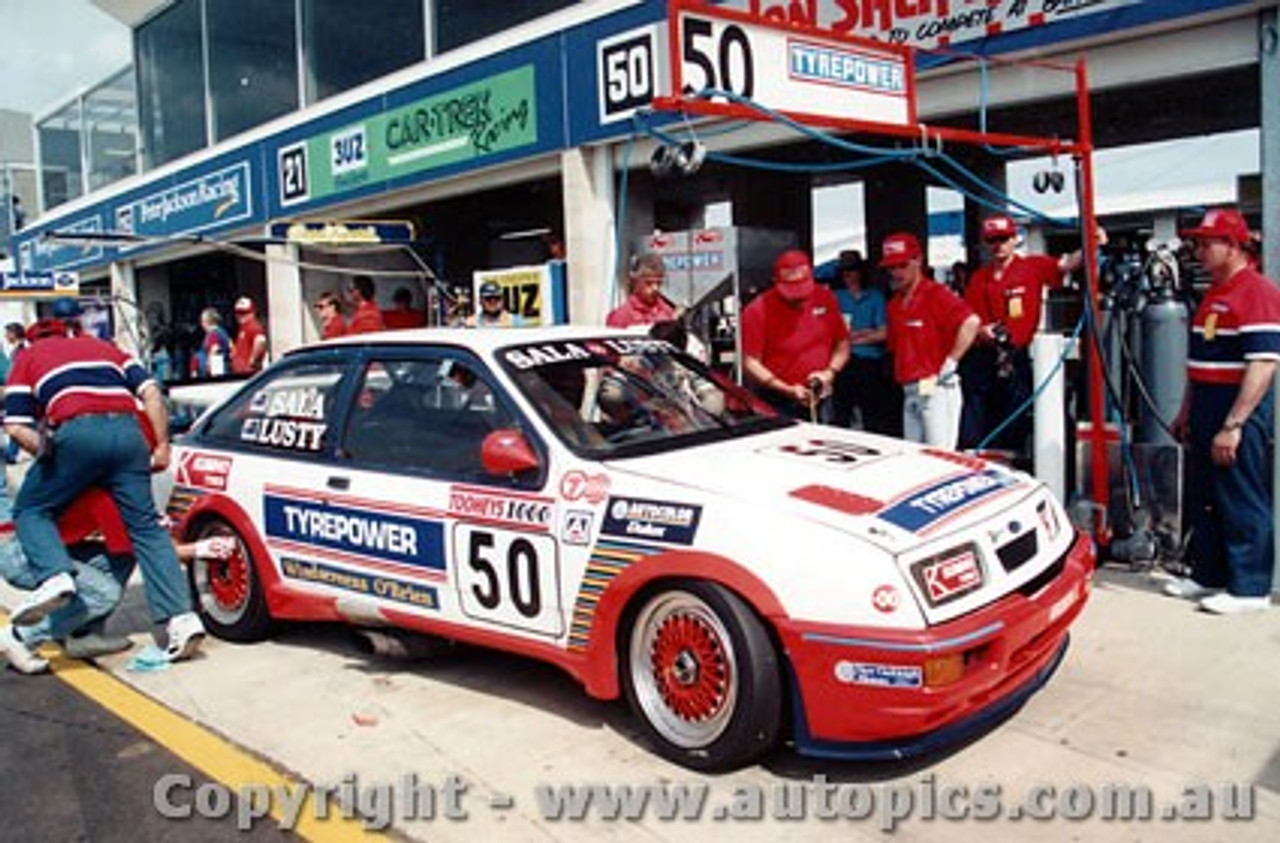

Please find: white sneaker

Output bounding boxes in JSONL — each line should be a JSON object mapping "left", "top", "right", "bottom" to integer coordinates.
{"left": 165, "top": 612, "right": 206, "bottom": 661}
{"left": 9, "top": 572, "right": 76, "bottom": 626}
{"left": 1162, "top": 576, "right": 1221, "bottom": 601}
{"left": 1199, "top": 593, "right": 1272, "bottom": 615}
{"left": 1, "top": 624, "right": 49, "bottom": 675}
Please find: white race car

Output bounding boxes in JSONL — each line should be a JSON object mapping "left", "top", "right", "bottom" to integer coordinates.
{"left": 167, "top": 326, "right": 1093, "bottom": 770}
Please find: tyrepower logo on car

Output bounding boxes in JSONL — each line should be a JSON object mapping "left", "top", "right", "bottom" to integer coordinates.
{"left": 911, "top": 545, "right": 983, "bottom": 606}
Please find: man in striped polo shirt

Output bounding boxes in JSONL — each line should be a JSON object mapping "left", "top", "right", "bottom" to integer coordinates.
{"left": 3, "top": 315, "right": 206, "bottom": 658}
{"left": 1166, "top": 208, "right": 1279, "bottom": 614}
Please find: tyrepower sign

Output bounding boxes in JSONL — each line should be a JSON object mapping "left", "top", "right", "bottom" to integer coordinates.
{"left": 669, "top": 0, "right": 915, "bottom": 128}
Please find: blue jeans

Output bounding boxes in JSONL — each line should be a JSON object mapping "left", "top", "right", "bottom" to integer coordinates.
{"left": 1, "top": 538, "right": 133, "bottom": 643}
{"left": 14, "top": 413, "right": 191, "bottom": 623}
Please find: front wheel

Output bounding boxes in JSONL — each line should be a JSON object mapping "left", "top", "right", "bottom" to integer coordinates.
{"left": 187, "top": 519, "right": 272, "bottom": 642}
{"left": 622, "top": 581, "right": 782, "bottom": 771}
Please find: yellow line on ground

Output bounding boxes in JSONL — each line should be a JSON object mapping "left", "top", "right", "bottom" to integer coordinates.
{"left": 2, "top": 612, "right": 383, "bottom": 842}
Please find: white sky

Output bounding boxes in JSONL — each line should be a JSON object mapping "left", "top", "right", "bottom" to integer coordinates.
{"left": 0, "top": 0, "right": 130, "bottom": 116}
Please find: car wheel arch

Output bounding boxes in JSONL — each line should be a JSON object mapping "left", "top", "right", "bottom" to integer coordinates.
{"left": 576, "top": 549, "right": 789, "bottom": 700}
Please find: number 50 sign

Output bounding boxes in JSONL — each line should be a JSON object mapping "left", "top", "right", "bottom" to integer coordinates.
{"left": 667, "top": 0, "right": 916, "bottom": 129}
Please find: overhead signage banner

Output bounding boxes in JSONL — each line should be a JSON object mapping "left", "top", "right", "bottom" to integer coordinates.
{"left": 672, "top": 4, "right": 915, "bottom": 127}
{"left": 19, "top": 215, "right": 104, "bottom": 272}
{"left": 114, "top": 161, "right": 254, "bottom": 243}
{"left": 0, "top": 269, "right": 80, "bottom": 299}
{"left": 715, "top": 0, "right": 1145, "bottom": 49}
{"left": 267, "top": 220, "right": 417, "bottom": 245}
{"left": 277, "top": 65, "right": 538, "bottom": 208}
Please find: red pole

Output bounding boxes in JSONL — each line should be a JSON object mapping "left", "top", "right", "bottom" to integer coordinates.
{"left": 1076, "top": 58, "right": 1109, "bottom": 543}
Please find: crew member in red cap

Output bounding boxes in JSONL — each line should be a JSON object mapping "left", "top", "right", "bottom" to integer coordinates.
{"left": 882, "top": 232, "right": 979, "bottom": 448}
{"left": 3, "top": 310, "right": 206, "bottom": 661}
{"left": 1165, "top": 207, "right": 1278, "bottom": 615}
{"left": 959, "top": 214, "right": 1098, "bottom": 451}
{"left": 740, "top": 249, "right": 850, "bottom": 421}
{"left": 230, "top": 296, "right": 268, "bottom": 374}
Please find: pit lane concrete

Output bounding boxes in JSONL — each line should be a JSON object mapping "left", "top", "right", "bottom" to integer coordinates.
{"left": 4, "top": 566, "right": 1278, "bottom": 842}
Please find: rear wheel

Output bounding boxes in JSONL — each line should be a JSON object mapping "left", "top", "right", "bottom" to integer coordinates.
{"left": 188, "top": 519, "right": 272, "bottom": 641}
{"left": 622, "top": 581, "right": 782, "bottom": 771}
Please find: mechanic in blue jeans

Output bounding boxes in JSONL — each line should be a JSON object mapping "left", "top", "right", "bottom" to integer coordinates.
{"left": 3, "top": 315, "right": 205, "bottom": 660}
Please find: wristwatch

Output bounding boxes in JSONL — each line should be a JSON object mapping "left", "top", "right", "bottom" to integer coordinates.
{"left": 1221, "top": 418, "right": 1244, "bottom": 432}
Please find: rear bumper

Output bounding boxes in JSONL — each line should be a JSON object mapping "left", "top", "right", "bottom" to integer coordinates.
{"left": 778, "top": 530, "right": 1094, "bottom": 760}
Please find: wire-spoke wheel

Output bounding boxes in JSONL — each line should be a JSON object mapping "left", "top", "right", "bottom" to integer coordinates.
{"left": 188, "top": 520, "right": 272, "bottom": 641}
{"left": 623, "top": 581, "right": 782, "bottom": 771}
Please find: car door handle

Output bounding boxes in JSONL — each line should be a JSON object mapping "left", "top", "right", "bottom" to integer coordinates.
{"left": 327, "top": 476, "right": 350, "bottom": 491}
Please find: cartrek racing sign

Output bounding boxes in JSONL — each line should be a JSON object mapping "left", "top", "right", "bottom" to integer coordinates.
{"left": 673, "top": 4, "right": 913, "bottom": 127}
{"left": 277, "top": 65, "right": 537, "bottom": 208}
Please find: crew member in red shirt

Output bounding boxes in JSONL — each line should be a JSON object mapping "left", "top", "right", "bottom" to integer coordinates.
{"left": 959, "top": 214, "right": 1095, "bottom": 450}
{"left": 883, "top": 233, "right": 979, "bottom": 449}
{"left": 346, "top": 274, "right": 386, "bottom": 334}
{"left": 230, "top": 296, "right": 268, "bottom": 374}
{"left": 383, "top": 286, "right": 427, "bottom": 329}
{"left": 315, "top": 291, "right": 347, "bottom": 339}
{"left": 606, "top": 253, "right": 677, "bottom": 328}
{"left": 3, "top": 315, "right": 205, "bottom": 661}
{"left": 740, "top": 249, "right": 850, "bottom": 421}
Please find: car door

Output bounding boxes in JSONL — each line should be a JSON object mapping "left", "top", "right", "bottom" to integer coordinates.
{"left": 300, "top": 346, "right": 568, "bottom": 643}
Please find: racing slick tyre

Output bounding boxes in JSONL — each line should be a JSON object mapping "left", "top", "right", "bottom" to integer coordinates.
{"left": 622, "top": 581, "right": 782, "bottom": 771}
{"left": 188, "top": 519, "right": 272, "bottom": 642}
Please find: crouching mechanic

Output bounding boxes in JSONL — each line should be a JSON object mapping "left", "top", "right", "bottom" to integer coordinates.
{"left": 1, "top": 487, "right": 133, "bottom": 673}
{"left": 1, "top": 485, "right": 236, "bottom": 674}
{"left": 3, "top": 317, "right": 205, "bottom": 662}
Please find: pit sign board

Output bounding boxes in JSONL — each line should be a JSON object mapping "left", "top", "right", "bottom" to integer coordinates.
{"left": 0, "top": 269, "right": 80, "bottom": 299}
{"left": 670, "top": 1, "right": 915, "bottom": 128}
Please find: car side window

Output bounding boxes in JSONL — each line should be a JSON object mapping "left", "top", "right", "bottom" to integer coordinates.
{"left": 340, "top": 355, "right": 513, "bottom": 479}
{"left": 200, "top": 360, "right": 346, "bottom": 455}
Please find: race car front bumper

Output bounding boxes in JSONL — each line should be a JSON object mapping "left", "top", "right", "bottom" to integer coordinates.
{"left": 777, "top": 530, "right": 1094, "bottom": 760}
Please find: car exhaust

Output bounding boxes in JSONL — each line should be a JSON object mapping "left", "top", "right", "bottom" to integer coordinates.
{"left": 353, "top": 629, "right": 451, "bottom": 661}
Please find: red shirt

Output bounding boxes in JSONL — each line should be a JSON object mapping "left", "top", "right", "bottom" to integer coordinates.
{"left": 321, "top": 316, "right": 347, "bottom": 340}
{"left": 1188, "top": 266, "right": 1280, "bottom": 386}
{"left": 231, "top": 316, "right": 266, "bottom": 373}
{"left": 347, "top": 300, "right": 386, "bottom": 334}
{"left": 740, "top": 287, "right": 850, "bottom": 386}
{"left": 888, "top": 279, "right": 976, "bottom": 384}
{"left": 964, "top": 254, "right": 1062, "bottom": 348}
{"left": 58, "top": 487, "right": 133, "bottom": 554}
{"left": 606, "top": 294, "right": 677, "bottom": 328}
{"left": 383, "top": 308, "right": 426, "bottom": 329}
{"left": 5, "top": 335, "right": 150, "bottom": 426}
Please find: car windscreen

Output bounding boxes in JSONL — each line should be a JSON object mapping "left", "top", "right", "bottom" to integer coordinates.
{"left": 497, "top": 336, "right": 786, "bottom": 458}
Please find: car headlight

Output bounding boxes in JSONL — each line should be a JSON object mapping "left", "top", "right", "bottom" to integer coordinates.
{"left": 909, "top": 542, "right": 984, "bottom": 607}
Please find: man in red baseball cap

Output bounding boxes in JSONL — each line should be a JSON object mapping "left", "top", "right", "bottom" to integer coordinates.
{"left": 230, "top": 296, "right": 268, "bottom": 374}
{"left": 959, "top": 213, "right": 1099, "bottom": 452}
{"left": 882, "top": 232, "right": 979, "bottom": 448}
{"left": 740, "top": 249, "right": 850, "bottom": 421}
{"left": 1165, "top": 207, "right": 1277, "bottom": 614}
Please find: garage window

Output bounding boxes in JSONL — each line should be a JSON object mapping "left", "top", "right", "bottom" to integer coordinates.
{"left": 200, "top": 359, "right": 347, "bottom": 455}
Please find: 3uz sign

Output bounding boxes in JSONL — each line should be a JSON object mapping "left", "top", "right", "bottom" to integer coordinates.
{"left": 669, "top": 1, "right": 915, "bottom": 129}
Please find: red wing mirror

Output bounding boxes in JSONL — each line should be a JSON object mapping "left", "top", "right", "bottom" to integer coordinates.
{"left": 480, "top": 428, "right": 541, "bottom": 476}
